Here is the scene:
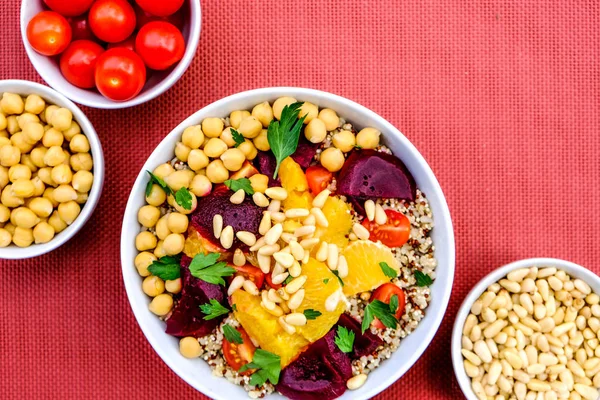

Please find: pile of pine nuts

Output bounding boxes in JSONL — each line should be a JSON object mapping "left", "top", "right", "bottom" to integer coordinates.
{"left": 461, "top": 267, "right": 600, "bottom": 400}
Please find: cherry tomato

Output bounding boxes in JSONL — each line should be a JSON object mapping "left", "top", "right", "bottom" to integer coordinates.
{"left": 135, "top": 21, "right": 185, "bottom": 70}
{"left": 88, "top": 0, "right": 136, "bottom": 43}
{"left": 232, "top": 264, "right": 265, "bottom": 289}
{"left": 135, "top": 0, "right": 185, "bottom": 17}
{"left": 222, "top": 327, "right": 256, "bottom": 372}
{"left": 265, "top": 274, "right": 282, "bottom": 290}
{"left": 306, "top": 165, "right": 333, "bottom": 195}
{"left": 134, "top": 4, "right": 185, "bottom": 31}
{"left": 362, "top": 209, "right": 411, "bottom": 248}
{"left": 95, "top": 48, "right": 146, "bottom": 101}
{"left": 27, "top": 11, "right": 72, "bottom": 56}
{"left": 371, "top": 283, "right": 405, "bottom": 329}
{"left": 68, "top": 15, "right": 95, "bottom": 41}
{"left": 43, "top": 0, "right": 94, "bottom": 17}
{"left": 59, "top": 40, "right": 104, "bottom": 89}
{"left": 107, "top": 36, "right": 136, "bottom": 52}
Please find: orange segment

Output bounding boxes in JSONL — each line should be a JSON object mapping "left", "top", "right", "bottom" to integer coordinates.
{"left": 184, "top": 225, "right": 228, "bottom": 259}
{"left": 231, "top": 290, "right": 309, "bottom": 367}
{"left": 279, "top": 157, "right": 308, "bottom": 192}
{"left": 283, "top": 190, "right": 313, "bottom": 211}
{"left": 341, "top": 240, "right": 399, "bottom": 296}
{"left": 315, "top": 196, "right": 353, "bottom": 248}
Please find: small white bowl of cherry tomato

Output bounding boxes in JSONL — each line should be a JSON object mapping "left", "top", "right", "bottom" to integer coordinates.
{"left": 20, "top": 0, "right": 201, "bottom": 109}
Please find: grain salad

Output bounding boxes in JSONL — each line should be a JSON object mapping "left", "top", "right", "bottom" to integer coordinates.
{"left": 132, "top": 97, "right": 437, "bottom": 399}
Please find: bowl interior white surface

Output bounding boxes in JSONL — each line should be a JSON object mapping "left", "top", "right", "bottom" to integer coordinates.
{"left": 19, "top": 0, "right": 201, "bottom": 109}
{"left": 0, "top": 79, "right": 104, "bottom": 260}
{"left": 451, "top": 258, "right": 600, "bottom": 400}
{"left": 121, "top": 87, "right": 455, "bottom": 399}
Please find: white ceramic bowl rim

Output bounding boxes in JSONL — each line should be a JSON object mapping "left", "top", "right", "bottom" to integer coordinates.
{"left": 451, "top": 257, "right": 600, "bottom": 400}
{"left": 0, "top": 79, "right": 105, "bottom": 259}
{"left": 121, "top": 87, "right": 455, "bottom": 399}
{"left": 19, "top": 0, "right": 202, "bottom": 110}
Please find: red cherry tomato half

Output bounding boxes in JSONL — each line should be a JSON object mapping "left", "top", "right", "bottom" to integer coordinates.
{"left": 95, "top": 48, "right": 146, "bottom": 101}
{"left": 222, "top": 327, "right": 256, "bottom": 372}
{"left": 371, "top": 283, "right": 405, "bottom": 329}
{"left": 232, "top": 264, "right": 265, "bottom": 290}
{"left": 134, "top": 0, "right": 185, "bottom": 17}
{"left": 135, "top": 21, "right": 185, "bottom": 70}
{"left": 107, "top": 36, "right": 136, "bottom": 52}
{"left": 88, "top": 0, "right": 136, "bottom": 43}
{"left": 68, "top": 15, "right": 95, "bottom": 41}
{"left": 134, "top": 4, "right": 185, "bottom": 31}
{"left": 264, "top": 273, "right": 282, "bottom": 290}
{"left": 306, "top": 165, "right": 333, "bottom": 195}
{"left": 59, "top": 40, "right": 104, "bottom": 89}
{"left": 43, "top": 0, "right": 94, "bottom": 17}
{"left": 27, "top": 11, "right": 72, "bottom": 56}
{"left": 362, "top": 209, "right": 411, "bottom": 248}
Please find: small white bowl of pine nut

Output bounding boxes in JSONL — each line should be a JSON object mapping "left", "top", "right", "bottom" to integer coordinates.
{"left": 0, "top": 80, "right": 104, "bottom": 259}
{"left": 452, "top": 258, "right": 600, "bottom": 400}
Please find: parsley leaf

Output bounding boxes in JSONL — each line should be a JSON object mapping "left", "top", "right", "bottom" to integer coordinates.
{"left": 146, "top": 170, "right": 172, "bottom": 197}
{"left": 189, "top": 253, "right": 235, "bottom": 286}
{"left": 389, "top": 294, "right": 399, "bottom": 313}
{"left": 231, "top": 128, "right": 245, "bottom": 147}
{"left": 232, "top": 304, "right": 237, "bottom": 312}
{"left": 283, "top": 275, "right": 294, "bottom": 285}
{"left": 334, "top": 326, "right": 355, "bottom": 353}
{"left": 199, "top": 299, "right": 230, "bottom": 320}
{"left": 361, "top": 300, "right": 399, "bottom": 333}
{"left": 267, "top": 102, "right": 305, "bottom": 179}
{"left": 303, "top": 309, "right": 322, "bottom": 320}
{"left": 414, "top": 270, "right": 433, "bottom": 287}
{"left": 323, "top": 278, "right": 330, "bottom": 285}
{"left": 224, "top": 178, "right": 254, "bottom": 195}
{"left": 147, "top": 255, "right": 181, "bottom": 280}
{"left": 379, "top": 262, "right": 397, "bottom": 278}
{"left": 240, "top": 349, "right": 281, "bottom": 386}
{"left": 332, "top": 270, "right": 345, "bottom": 287}
{"left": 175, "top": 187, "right": 193, "bottom": 210}
{"left": 223, "top": 324, "right": 243, "bottom": 344}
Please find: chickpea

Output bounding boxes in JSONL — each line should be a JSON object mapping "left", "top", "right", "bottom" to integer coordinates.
{"left": 135, "top": 231, "right": 157, "bottom": 251}
{"left": 187, "top": 149, "right": 209, "bottom": 171}
{"left": 174, "top": 142, "right": 191, "bottom": 162}
{"left": 189, "top": 174, "right": 212, "bottom": 197}
{"left": 62, "top": 121, "right": 80, "bottom": 141}
{"left": 201, "top": 118, "right": 224, "bottom": 138}
{"left": 155, "top": 215, "right": 171, "bottom": 240}
{"left": 21, "top": 154, "right": 38, "bottom": 172}
{"left": 181, "top": 125, "right": 205, "bottom": 148}
{"left": 238, "top": 116, "right": 262, "bottom": 139}
{"left": 30, "top": 147, "right": 47, "bottom": 168}
{"left": 17, "top": 113, "right": 40, "bottom": 130}
{"left": 164, "top": 170, "right": 193, "bottom": 192}
{"left": 134, "top": 251, "right": 156, "bottom": 277}
{"left": 29, "top": 197, "right": 53, "bottom": 218}
{"left": 0, "top": 166, "right": 7, "bottom": 189}
{"left": 37, "top": 168, "right": 56, "bottom": 187}
{"left": 220, "top": 148, "right": 245, "bottom": 171}
{"left": 238, "top": 141, "right": 257, "bottom": 160}
{"left": 50, "top": 108, "right": 72, "bottom": 131}
{"left": 249, "top": 174, "right": 268, "bottom": 193}
{"left": 219, "top": 127, "right": 236, "bottom": 147}
{"left": 44, "top": 146, "right": 66, "bottom": 167}
{"left": 11, "top": 207, "right": 39, "bottom": 228}
{"left": 163, "top": 233, "right": 185, "bottom": 255}
{"left": 0, "top": 204, "right": 10, "bottom": 222}
{"left": 138, "top": 205, "right": 161, "bottom": 228}
{"left": 0, "top": 228, "right": 11, "bottom": 247}
{"left": 252, "top": 101, "right": 274, "bottom": 128}
{"left": 24, "top": 94, "right": 45, "bottom": 114}
{"left": 70, "top": 153, "right": 93, "bottom": 171}
{"left": 149, "top": 293, "right": 173, "bottom": 316}
{"left": 11, "top": 133, "right": 34, "bottom": 153}
{"left": 145, "top": 184, "right": 166, "bottom": 206}
{"left": 57, "top": 201, "right": 80, "bottom": 225}
{"left": 356, "top": 127, "right": 380, "bottom": 149}
{"left": 153, "top": 240, "right": 167, "bottom": 258}
{"left": 318, "top": 108, "right": 340, "bottom": 131}
{"left": 42, "top": 128, "right": 64, "bottom": 147}
{"left": 22, "top": 122, "right": 44, "bottom": 144}
{"left": 152, "top": 164, "right": 173, "bottom": 181}
{"left": 171, "top": 192, "right": 197, "bottom": 214}
{"left": 253, "top": 129, "right": 270, "bottom": 151}
{"left": 43, "top": 105, "right": 59, "bottom": 124}
{"left": 229, "top": 110, "right": 250, "bottom": 129}
{"left": 272, "top": 97, "right": 297, "bottom": 120}
{"left": 33, "top": 222, "right": 55, "bottom": 244}
{"left": 51, "top": 164, "right": 73, "bottom": 185}
{"left": 6, "top": 116, "right": 20, "bottom": 134}
{"left": 8, "top": 164, "right": 31, "bottom": 182}
{"left": 53, "top": 184, "right": 78, "bottom": 203}
{"left": 0, "top": 114, "right": 6, "bottom": 131}
{"left": 0, "top": 136, "right": 8, "bottom": 146}
{"left": 12, "top": 227, "right": 33, "bottom": 247}
{"left": 167, "top": 212, "right": 188, "bottom": 234}
{"left": 1, "top": 93, "right": 24, "bottom": 115}
{"left": 4, "top": 222, "right": 16, "bottom": 235}
{"left": 12, "top": 179, "right": 36, "bottom": 198}
{"left": 320, "top": 147, "right": 345, "bottom": 172}
{"left": 30, "top": 177, "right": 45, "bottom": 197}
{"left": 165, "top": 278, "right": 182, "bottom": 294}
{"left": 48, "top": 210, "right": 67, "bottom": 233}
{"left": 179, "top": 337, "right": 202, "bottom": 358}
{"left": 0, "top": 145, "right": 21, "bottom": 167}
{"left": 206, "top": 159, "right": 229, "bottom": 183}
{"left": 71, "top": 170, "right": 93, "bottom": 193}
{"left": 75, "top": 192, "right": 88, "bottom": 204}
{"left": 299, "top": 102, "right": 319, "bottom": 123}
{"left": 69, "top": 134, "right": 89, "bottom": 153}
{"left": 203, "top": 138, "right": 228, "bottom": 158}
{"left": 142, "top": 275, "right": 165, "bottom": 297}
{"left": 332, "top": 130, "right": 356, "bottom": 152}
{"left": 304, "top": 118, "right": 327, "bottom": 143}
{"left": 1, "top": 185, "right": 24, "bottom": 207}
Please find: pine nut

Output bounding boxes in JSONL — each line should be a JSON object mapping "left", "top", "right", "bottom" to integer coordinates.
{"left": 294, "top": 225, "right": 316, "bottom": 237}
{"left": 538, "top": 267, "right": 557, "bottom": 278}
{"left": 303, "top": 214, "right": 316, "bottom": 226}
{"left": 259, "top": 212, "right": 271, "bottom": 235}
{"left": 473, "top": 340, "right": 492, "bottom": 363}
{"left": 521, "top": 278, "right": 536, "bottom": 293}
{"left": 568, "top": 359, "right": 586, "bottom": 378}
{"left": 505, "top": 351, "right": 523, "bottom": 369}
{"left": 309, "top": 207, "right": 328, "bottom": 228}
{"left": 462, "top": 335, "right": 473, "bottom": 351}
{"left": 289, "top": 261, "right": 302, "bottom": 277}
{"left": 348, "top": 233, "right": 358, "bottom": 241}
{"left": 548, "top": 276, "right": 563, "bottom": 291}
{"left": 352, "top": 223, "right": 370, "bottom": 240}
{"left": 327, "top": 244, "right": 338, "bottom": 270}
{"left": 230, "top": 189, "right": 245, "bottom": 204}
{"left": 233, "top": 248, "right": 246, "bottom": 266}
{"left": 374, "top": 203, "right": 387, "bottom": 224}
{"left": 508, "top": 268, "right": 530, "bottom": 282}
{"left": 312, "top": 189, "right": 330, "bottom": 208}
{"left": 285, "top": 276, "right": 307, "bottom": 294}
{"left": 285, "top": 208, "right": 310, "bottom": 219}
{"left": 463, "top": 314, "right": 478, "bottom": 336}
{"left": 514, "top": 381, "right": 526, "bottom": 400}
{"left": 271, "top": 263, "right": 285, "bottom": 278}
{"left": 271, "top": 211, "right": 286, "bottom": 223}
{"left": 265, "top": 223, "right": 283, "bottom": 245}
{"left": 527, "top": 379, "right": 551, "bottom": 392}
{"left": 574, "top": 383, "right": 598, "bottom": 400}
{"left": 471, "top": 380, "right": 486, "bottom": 400}
{"left": 261, "top": 291, "right": 276, "bottom": 310}
{"left": 325, "top": 290, "right": 340, "bottom": 312}
{"left": 280, "top": 232, "right": 296, "bottom": 244}
{"left": 287, "top": 289, "right": 305, "bottom": 310}
{"left": 285, "top": 312, "right": 307, "bottom": 326}
{"left": 575, "top": 279, "right": 592, "bottom": 295}
{"left": 213, "top": 214, "right": 223, "bottom": 239}
{"left": 271, "top": 272, "right": 289, "bottom": 285}
{"left": 258, "top": 244, "right": 280, "bottom": 256}
{"left": 242, "top": 280, "right": 259, "bottom": 295}
{"left": 346, "top": 374, "right": 367, "bottom": 390}
{"left": 300, "top": 237, "right": 319, "bottom": 250}
{"left": 484, "top": 320, "right": 507, "bottom": 339}
{"left": 278, "top": 316, "right": 296, "bottom": 334}
{"left": 273, "top": 252, "right": 294, "bottom": 268}
{"left": 527, "top": 363, "right": 546, "bottom": 375}
{"left": 227, "top": 275, "right": 245, "bottom": 295}
{"left": 364, "top": 200, "right": 375, "bottom": 221}
{"left": 267, "top": 200, "right": 281, "bottom": 213}
{"left": 553, "top": 322, "right": 576, "bottom": 337}
{"left": 252, "top": 192, "right": 270, "bottom": 207}
{"left": 236, "top": 231, "right": 256, "bottom": 246}
{"left": 289, "top": 240, "right": 305, "bottom": 261}
{"left": 268, "top": 288, "right": 282, "bottom": 303}
{"left": 513, "top": 369, "right": 530, "bottom": 383}
{"left": 265, "top": 305, "right": 284, "bottom": 317}
{"left": 257, "top": 254, "right": 271, "bottom": 273}
{"left": 337, "top": 255, "right": 348, "bottom": 278}
{"left": 488, "top": 360, "right": 502, "bottom": 385}
{"left": 464, "top": 359, "right": 480, "bottom": 378}
{"left": 500, "top": 279, "right": 521, "bottom": 293}
{"left": 250, "top": 236, "right": 266, "bottom": 251}
{"left": 220, "top": 225, "right": 234, "bottom": 249}
{"left": 265, "top": 187, "right": 288, "bottom": 201}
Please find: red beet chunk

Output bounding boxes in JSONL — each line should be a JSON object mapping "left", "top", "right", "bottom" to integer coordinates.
{"left": 337, "top": 314, "right": 383, "bottom": 358}
{"left": 337, "top": 150, "right": 416, "bottom": 201}
{"left": 255, "top": 151, "right": 280, "bottom": 186}
{"left": 291, "top": 136, "right": 319, "bottom": 169}
{"left": 165, "top": 256, "right": 226, "bottom": 338}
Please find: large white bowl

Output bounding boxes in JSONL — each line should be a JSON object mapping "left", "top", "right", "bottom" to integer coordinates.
{"left": 121, "top": 87, "right": 455, "bottom": 399}
{"left": 0, "top": 79, "right": 104, "bottom": 259}
{"left": 451, "top": 258, "right": 600, "bottom": 400}
{"left": 20, "top": 0, "right": 201, "bottom": 109}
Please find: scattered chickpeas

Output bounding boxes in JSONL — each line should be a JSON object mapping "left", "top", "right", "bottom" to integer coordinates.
{"left": 12, "top": 226, "right": 33, "bottom": 247}
{"left": 138, "top": 205, "right": 161, "bottom": 228}
{"left": 165, "top": 278, "right": 182, "bottom": 294}
{"left": 238, "top": 116, "right": 262, "bottom": 138}
{"left": 253, "top": 129, "right": 270, "bottom": 151}
{"left": 249, "top": 174, "right": 268, "bottom": 193}
{"left": 320, "top": 147, "right": 345, "bottom": 172}
{"left": 238, "top": 141, "right": 257, "bottom": 160}
{"left": 332, "top": 130, "right": 356, "bottom": 153}
{"left": 0, "top": 228, "right": 11, "bottom": 247}
{"left": 57, "top": 201, "right": 80, "bottom": 225}
{"left": 163, "top": 233, "right": 185, "bottom": 255}
{"left": 146, "top": 184, "right": 167, "bottom": 206}
{"left": 318, "top": 108, "right": 340, "bottom": 131}
{"left": 135, "top": 231, "right": 158, "bottom": 251}
{"left": 304, "top": 118, "right": 327, "bottom": 143}
{"left": 181, "top": 125, "right": 204, "bottom": 149}
{"left": 135, "top": 251, "right": 156, "bottom": 277}
{"left": 206, "top": 159, "right": 229, "bottom": 183}
{"left": 272, "top": 97, "right": 297, "bottom": 120}
{"left": 142, "top": 275, "right": 165, "bottom": 297}
{"left": 203, "top": 138, "right": 228, "bottom": 158}
{"left": 229, "top": 110, "right": 250, "bottom": 129}
{"left": 201, "top": 118, "right": 224, "bottom": 138}
{"left": 299, "top": 102, "right": 318, "bottom": 123}
{"left": 1, "top": 93, "right": 24, "bottom": 115}
{"left": 149, "top": 293, "right": 173, "bottom": 316}
{"left": 167, "top": 212, "right": 189, "bottom": 234}
{"left": 179, "top": 336, "right": 202, "bottom": 358}
{"left": 189, "top": 174, "right": 212, "bottom": 197}
{"left": 252, "top": 101, "right": 274, "bottom": 127}
{"left": 24, "top": 94, "right": 45, "bottom": 114}
{"left": 164, "top": 170, "right": 193, "bottom": 191}
{"left": 175, "top": 142, "right": 191, "bottom": 162}
{"left": 187, "top": 149, "right": 209, "bottom": 171}
{"left": 50, "top": 108, "right": 72, "bottom": 131}
{"left": 33, "top": 221, "right": 55, "bottom": 244}
{"left": 155, "top": 215, "right": 171, "bottom": 240}
{"left": 153, "top": 163, "right": 175, "bottom": 180}
{"left": 356, "top": 127, "right": 381, "bottom": 149}
{"left": 220, "top": 148, "right": 245, "bottom": 171}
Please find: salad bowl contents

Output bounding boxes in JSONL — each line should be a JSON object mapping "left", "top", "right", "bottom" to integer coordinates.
{"left": 122, "top": 88, "right": 454, "bottom": 399}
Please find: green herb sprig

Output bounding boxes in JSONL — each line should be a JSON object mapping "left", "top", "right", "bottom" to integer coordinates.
{"left": 146, "top": 171, "right": 172, "bottom": 197}
{"left": 199, "top": 299, "right": 230, "bottom": 320}
{"left": 334, "top": 326, "right": 355, "bottom": 353}
{"left": 379, "top": 262, "right": 397, "bottom": 278}
{"left": 267, "top": 102, "right": 305, "bottom": 179}
{"left": 414, "top": 270, "right": 433, "bottom": 287}
{"left": 147, "top": 255, "right": 181, "bottom": 280}
{"left": 223, "top": 324, "right": 243, "bottom": 344}
{"left": 224, "top": 178, "right": 254, "bottom": 195}
{"left": 303, "top": 309, "right": 322, "bottom": 320}
{"left": 239, "top": 349, "right": 282, "bottom": 386}
{"left": 231, "top": 129, "right": 245, "bottom": 147}
{"left": 361, "top": 300, "right": 399, "bottom": 333}
{"left": 189, "top": 253, "right": 235, "bottom": 286}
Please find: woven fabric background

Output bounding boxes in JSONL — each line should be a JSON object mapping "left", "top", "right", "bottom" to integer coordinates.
{"left": 1, "top": 0, "right": 599, "bottom": 399}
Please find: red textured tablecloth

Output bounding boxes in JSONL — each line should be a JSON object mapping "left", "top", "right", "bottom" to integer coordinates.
{"left": 2, "top": 0, "right": 599, "bottom": 399}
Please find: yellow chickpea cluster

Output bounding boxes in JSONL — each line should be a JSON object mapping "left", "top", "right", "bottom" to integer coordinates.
{"left": 0, "top": 92, "right": 94, "bottom": 248}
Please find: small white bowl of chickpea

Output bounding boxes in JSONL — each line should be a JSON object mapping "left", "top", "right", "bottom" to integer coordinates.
{"left": 0, "top": 80, "right": 104, "bottom": 259}
{"left": 452, "top": 258, "right": 600, "bottom": 400}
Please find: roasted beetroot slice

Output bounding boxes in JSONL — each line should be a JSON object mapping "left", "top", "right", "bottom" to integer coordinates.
{"left": 337, "top": 314, "right": 383, "bottom": 358}
{"left": 337, "top": 150, "right": 416, "bottom": 201}
{"left": 255, "top": 151, "right": 280, "bottom": 186}
{"left": 291, "top": 137, "right": 319, "bottom": 169}
{"left": 165, "top": 256, "right": 226, "bottom": 338}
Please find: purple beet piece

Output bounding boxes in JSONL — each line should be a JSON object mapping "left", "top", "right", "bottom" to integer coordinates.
{"left": 277, "top": 331, "right": 351, "bottom": 400}
{"left": 337, "top": 314, "right": 383, "bottom": 358}
{"left": 165, "top": 255, "right": 226, "bottom": 338}
{"left": 291, "top": 136, "right": 319, "bottom": 169}
{"left": 255, "top": 151, "right": 280, "bottom": 186}
{"left": 337, "top": 150, "right": 416, "bottom": 201}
